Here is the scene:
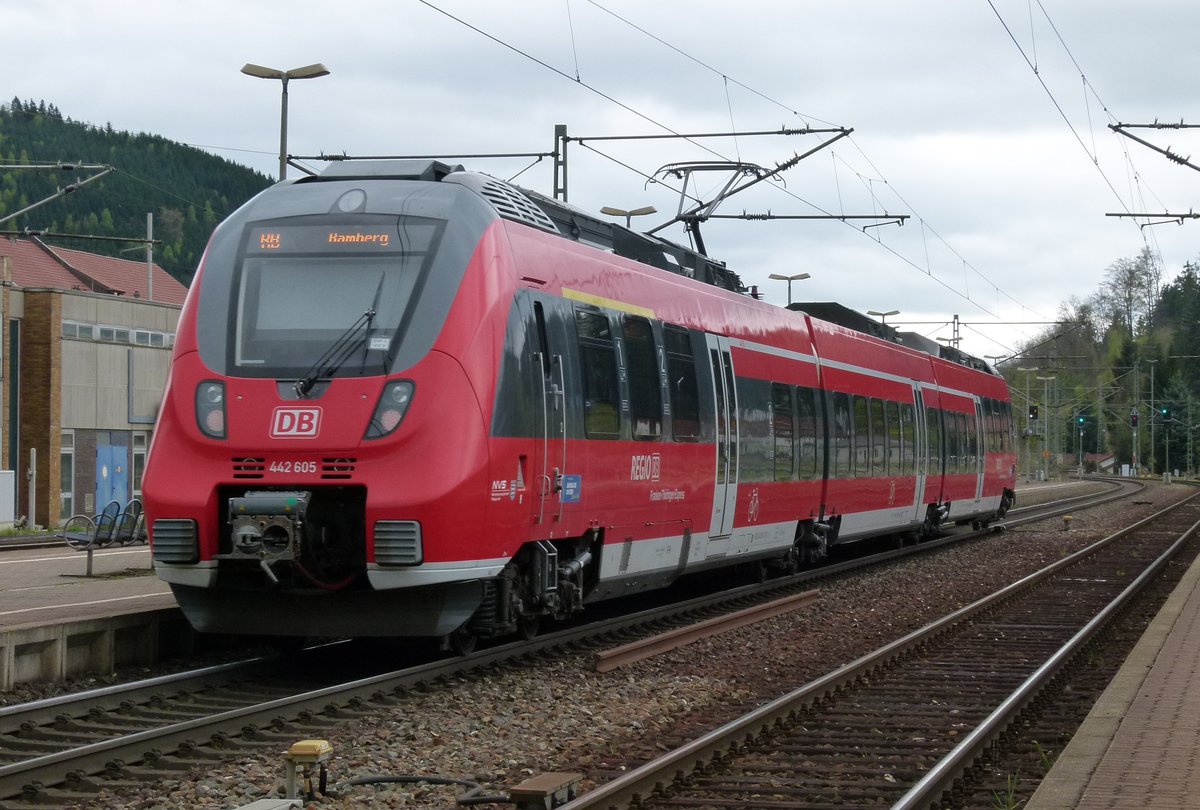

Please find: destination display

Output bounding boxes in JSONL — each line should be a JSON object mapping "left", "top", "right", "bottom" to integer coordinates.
{"left": 245, "top": 219, "right": 438, "bottom": 254}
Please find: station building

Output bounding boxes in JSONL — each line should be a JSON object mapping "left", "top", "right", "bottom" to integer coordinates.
{"left": 0, "top": 236, "right": 187, "bottom": 528}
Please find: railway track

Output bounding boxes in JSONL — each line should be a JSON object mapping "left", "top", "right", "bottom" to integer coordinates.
{"left": 0, "top": 478, "right": 1145, "bottom": 806}
{"left": 557, "top": 487, "right": 1200, "bottom": 809}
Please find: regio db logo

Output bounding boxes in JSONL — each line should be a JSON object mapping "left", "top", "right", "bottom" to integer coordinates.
{"left": 631, "top": 453, "right": 661, "bottom": 481}
{"left": 271, "top": 407, "right": 322, "bottom": 438}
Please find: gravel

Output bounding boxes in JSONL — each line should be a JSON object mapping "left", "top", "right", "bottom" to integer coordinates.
{"left": 30, "top": 480, "right": 1194, "bottom": 809}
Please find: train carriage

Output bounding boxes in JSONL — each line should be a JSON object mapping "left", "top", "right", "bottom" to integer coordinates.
{"left": 144, "top": 160, "right": 1016, "bottom": 642}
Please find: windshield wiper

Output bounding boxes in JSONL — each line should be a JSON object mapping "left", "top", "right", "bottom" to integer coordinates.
{"left": 293, "top": 275, "right": 386, "bottom": 398}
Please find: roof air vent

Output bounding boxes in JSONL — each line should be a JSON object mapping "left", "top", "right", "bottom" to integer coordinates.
{"left": 443, "top": 174, "right": 560, "bottom": 234}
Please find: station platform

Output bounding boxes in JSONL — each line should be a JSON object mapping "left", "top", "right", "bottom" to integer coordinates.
{"left": 0, "top": 542, "right": 173, "bottom": 630}
{"left": 0, "top": 541, "right": 183, "bottom": 689}
{"left": 1025, "top": 533, "right": 1200, "bottom": 809}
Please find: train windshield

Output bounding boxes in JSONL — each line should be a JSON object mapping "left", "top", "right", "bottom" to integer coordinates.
{"left": 231, "top": 216, "right": 444, "bottom": 377}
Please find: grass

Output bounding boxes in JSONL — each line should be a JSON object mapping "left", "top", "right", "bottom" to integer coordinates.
{"left": 991, "top": 773, "right": 1021, "bottom": 810}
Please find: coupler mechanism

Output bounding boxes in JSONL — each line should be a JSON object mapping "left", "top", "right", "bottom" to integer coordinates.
{"left": 221, "top": 491, "right": 311, "bottom": 584}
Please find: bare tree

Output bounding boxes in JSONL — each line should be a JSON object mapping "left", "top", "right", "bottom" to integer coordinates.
{"left": 1093, "top": 248, "right": 1161, "bottom": 337}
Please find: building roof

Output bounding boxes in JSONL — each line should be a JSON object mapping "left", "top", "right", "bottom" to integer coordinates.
{"left": 0, "top": 236, "right": 188, "bottom": 306}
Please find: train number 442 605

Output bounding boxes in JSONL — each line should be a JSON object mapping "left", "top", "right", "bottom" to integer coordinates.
{"left": 269, "top": 460, "right": 318, "bottom": 474}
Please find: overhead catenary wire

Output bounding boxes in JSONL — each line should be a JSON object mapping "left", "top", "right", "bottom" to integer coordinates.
{"left": 568, "top": 1, "right": 1044, "bottom": 330}
{"left": 416, "top": 0, "right": 1149, "bottom": 348}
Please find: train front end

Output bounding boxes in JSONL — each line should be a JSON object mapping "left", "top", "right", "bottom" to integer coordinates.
{"left": 144, "top": 161, "right": 507, "bottom": 638}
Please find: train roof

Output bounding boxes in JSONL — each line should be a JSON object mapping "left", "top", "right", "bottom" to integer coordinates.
{"left": 789, "top": 302, "right": 996, "bottom": 375}
{"left": 311, "top": 159, "right": 746, "bottom": 295}
{"left": 308, "top": 159, "right": 996, "bottom": 377}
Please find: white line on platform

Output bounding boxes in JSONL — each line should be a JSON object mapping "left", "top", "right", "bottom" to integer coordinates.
{"left": 0, "top": 592, "right": 171, "bottom": 618}
{"left": 0, "top": 548, "right": 149, "bottom": 566}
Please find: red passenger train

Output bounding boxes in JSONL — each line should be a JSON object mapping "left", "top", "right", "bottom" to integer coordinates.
{"left": 143, "top": 160, "right": 1017, "bottom": 644}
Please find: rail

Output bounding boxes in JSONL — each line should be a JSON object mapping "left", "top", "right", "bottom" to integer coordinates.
{"left": 553, "top": 487, "right": 1199, "bottom": 809}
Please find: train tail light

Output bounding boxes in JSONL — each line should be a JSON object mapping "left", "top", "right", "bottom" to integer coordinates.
{"left": 365, "top": 380, "right": 414, "bottom": 439}
{"left": 196, "top": 381, "right": 227, "bottom": 439}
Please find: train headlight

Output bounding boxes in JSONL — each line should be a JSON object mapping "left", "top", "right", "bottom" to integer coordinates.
{"left": 365, "top": 380, "right": 414, "bottom": 439}
{"left": 196, "top": 380, "right": 227, "bottom": 439}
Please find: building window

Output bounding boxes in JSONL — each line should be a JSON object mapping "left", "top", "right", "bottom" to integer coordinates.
{"left": 66, "top": 321, "right": 172, "bottom": 346}
{"left": 60, "top": 430, "right": 75, "bottom": 521}
{"left": 132, "top": 432, "right": 147, "bottom": 500}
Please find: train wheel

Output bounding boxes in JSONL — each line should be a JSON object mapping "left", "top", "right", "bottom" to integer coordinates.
{"left": 518, "top": 615, "right": 541, "bottom": 640}
{"left": 448, "top": 627, "right": 477, "bottom": 656}
{"left": 997, "top": 491, "right": 1014, "bottom": 519}
{"left": 921, "top": 508, "right": 941, "bottom": 539}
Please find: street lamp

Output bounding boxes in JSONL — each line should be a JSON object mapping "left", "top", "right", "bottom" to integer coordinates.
{"left": 1037, "top": 375, "right": 1056, "bottom": 480}
{"left": 1018, "top": 366, "right": 1038, "bottom": 479}
{"left": 600, "top": 205, "right": 657, "bottom": 228}
{"left": 867, "top": 309, "right": 900, "bottom": 325}
{"left": 241, "top": 62, "right": 331, "bottom": 180}
{"left": 768, "top": 272, "right": 810, "bottom": 305}
{"left": 1147, "top": 359, "right": 1158, "bottom": 474}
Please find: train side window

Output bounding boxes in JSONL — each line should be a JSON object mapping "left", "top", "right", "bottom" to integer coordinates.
{"left": 797, "top": 386, "right": 820, "bottom": 480}
{"left": 534, "top": 301, "right": 552, "bottom": 379}
{"left": 664, "top": 326, "right": 700, "bottom": 441}
{"left": 622, "top": 316, "right": 662, "bottom": 440}
{"left": 852, "top": 396, "right": 870, "bottom": 477}
{"left": 899, "top": 402, "right": 915, "bottom": 476}
{"left": 984, "top": 398, "right": 996, "bottom": 454}
{"left": 575, "top": 309, "right": 621, "bottom": 439}
{"left": 964, "top": 412, "right": 974, "bottom": 468}
{"left": 771, "top": 383, "right": 795, "bottom": 481}
{"left": 832, "top": 392, "right": 852, "bottom": 478}
{"left": 994, "top": 399, "right": 1006, "bottom": 453}
{"left": 885, "top": 400, "right": 901, "bottom": 475}
{"left": 926, "top": 407, "right": 943, "bottom": 476}
{"left": 870, "top": 398, "right": 887, "bottom": 476}
{"left": 945, "top": 412, "right": 955, "bottom": 475}
{"left": 988, "top": 398, "right": 998, "bottom": 456}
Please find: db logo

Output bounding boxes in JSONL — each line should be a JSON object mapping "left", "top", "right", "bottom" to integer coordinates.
{"left": 271, "top": 407, "right": 321, "bottom": 438}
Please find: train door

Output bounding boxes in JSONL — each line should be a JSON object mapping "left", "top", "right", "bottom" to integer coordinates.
{"left": 922, "top": 388, "right": 944, "bottom": 507}
{"left": 973, "top": 397, "right": 986, "bottom": 500}
{"left": 706, "top": 335, "right": 739, "bottom": 539}
{"left": 912, "top": 385, "right": 928, "bottom": 523}
{"left": 528, "top": 298, "right": 569, "bottom": 526}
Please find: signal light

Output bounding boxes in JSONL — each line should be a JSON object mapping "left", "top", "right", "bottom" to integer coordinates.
{"left": 1131, "top": 412, "right": 1139, "bottom": 428}
{"left": 1076, "top": 415, "right": 1086, "bottom": 424}
{"left": 1028, "top": 405, "right": 1039, "bottom": 420}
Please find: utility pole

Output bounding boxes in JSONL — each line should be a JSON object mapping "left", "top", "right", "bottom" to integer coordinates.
{"left": 145, "top": 213, "right": 153, "bottom": 302}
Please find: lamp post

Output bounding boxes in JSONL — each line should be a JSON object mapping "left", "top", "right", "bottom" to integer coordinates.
{"left": 867, "top": 309, "right": 899, "bottom": 326}
{"left": 1037, "top": 375, "right": 1056, "bottom": 480}
{"left": 1147, "top": 359, "right": 1157, "bottom": 474}
{"left": 1018, "top": 366, "right": 1038, "bottom": 479}
{"left": 768, "top": 272, "right": 810, "bottom": 305}
{"left": 599, "top": 205, "right": 657, "bottom": 229}
{"left": 241, "top": 62, "right": 331, "bottom": 180}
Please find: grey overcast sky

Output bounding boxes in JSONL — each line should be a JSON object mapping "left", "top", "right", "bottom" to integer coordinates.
{"left": 6, "top": 0, "right": 1200, "bottom": 359}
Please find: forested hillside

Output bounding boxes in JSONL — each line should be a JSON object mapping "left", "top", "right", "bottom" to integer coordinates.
{"left": 1004, "top": 247, "right": 1200, "bottom": 476}
{"left": 0, "top": 98, "right": 271, "bottom": 284}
